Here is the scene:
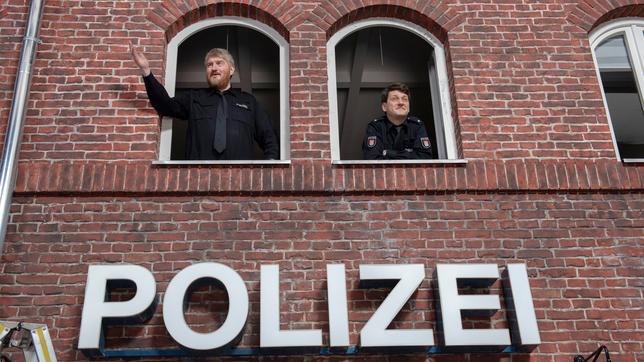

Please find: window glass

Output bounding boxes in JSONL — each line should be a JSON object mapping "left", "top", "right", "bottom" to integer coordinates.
{"left": 596, "top": 35, "right": 632, "bottom": 69}
{"left": 596, "top": 34, "right": 644, "bottom": 159}
{"left": 172, "top": 26, "right": 280, "bottom": 160}
{"left": 334, "top": 27, "right": 439, "bottom": 160}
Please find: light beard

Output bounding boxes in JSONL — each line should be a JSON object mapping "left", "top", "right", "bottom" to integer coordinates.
{"left": 207, "top": 75, "right": 231, "bottom": 90}
{"left": 208, "top": 78, "right": 230, "bottom": 90}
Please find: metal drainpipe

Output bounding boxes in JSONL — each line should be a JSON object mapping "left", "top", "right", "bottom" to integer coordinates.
{"left": 0, "top": 0, "right": 46, "bottom": 256}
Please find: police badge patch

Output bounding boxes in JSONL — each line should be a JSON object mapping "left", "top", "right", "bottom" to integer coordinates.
{"left": 367, "top": 136, "right": 377, "bottom": 148}
{"left": 421, "top": 137, "right": 431, "bottom": 149}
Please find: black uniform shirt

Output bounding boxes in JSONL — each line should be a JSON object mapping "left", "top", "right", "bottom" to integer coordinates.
{"left": 362, "top": 116, "right": 433, "bottom": 160}
{"left": 143, "top": 73, "right": 279, "bottom": 160}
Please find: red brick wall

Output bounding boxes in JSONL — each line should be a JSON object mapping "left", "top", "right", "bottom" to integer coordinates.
{"left": 0, "top": 1, "right": 643, "bottom": 361}
{"left": 2, "top": 0, "right": 639, "bottom": 164}
{"left": 2, "top": 193, "right": 643, "bottom": 361}
{"left": 0, "top": 1, "right": 26, "bottom": 146}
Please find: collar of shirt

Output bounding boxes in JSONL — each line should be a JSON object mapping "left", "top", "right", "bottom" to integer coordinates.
{"left": 207, "top": 87, "right": 240, "bottom": 98}
{"left": 385, "top": 117, "right": 408, "bottom": 133}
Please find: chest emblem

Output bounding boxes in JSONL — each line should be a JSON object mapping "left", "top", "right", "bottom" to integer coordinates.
{"left": 367, "top": 136, "right": 377, "bottom": 148}
{"left": 234, "top": 103, "right": 249, "bottom": 109}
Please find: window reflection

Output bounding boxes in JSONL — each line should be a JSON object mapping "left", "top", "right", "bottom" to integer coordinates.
{"left": 596, "top": 34, "right": 644, "bottom": 159}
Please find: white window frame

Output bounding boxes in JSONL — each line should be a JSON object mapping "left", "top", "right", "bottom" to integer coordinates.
{"left": 589, "top": 18, "right": 644, "bottom": 163}
{"left": 326, "top": 18, "right": 463, "bottom": 165}
{"left": 155, "top": 17, "right": 290, "bottom": 165}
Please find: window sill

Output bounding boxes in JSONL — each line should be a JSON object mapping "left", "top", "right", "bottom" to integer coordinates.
{"left": 152, "top": 160, "right": 291, "bottom": 166}
{"left": 622, "top": 158, "right": 644, "bottom": 164}
{"left": 332, "top": 159, "right": 468, "bottom": 165}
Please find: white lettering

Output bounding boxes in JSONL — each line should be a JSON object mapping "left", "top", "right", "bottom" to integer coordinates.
{"left": 77, "top": 262, "right": 540, "bottom": 354}
{"left": 78, "top": 265, "right": 156, "bottom": 350}
{"left": 162, "top": 263, "right": 249, "bottom": 350}
{"left": 327, "top": 264, "right": 350, "bottom": 347}
{"left": 436, "top": 264, "right": 511, "bottom": 347}
{"left": 506, "top": 264, "right": 541, "bottom": 346}
{"left": 259, "top": 265, "right": 322, "bottom": 347}
{"left": 359, "top": 264, "right": 434, "bottom": 347}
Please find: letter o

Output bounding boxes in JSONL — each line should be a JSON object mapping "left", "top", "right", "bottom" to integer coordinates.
{"left": 162, "top": 262, "right": 249, "bottom": 350}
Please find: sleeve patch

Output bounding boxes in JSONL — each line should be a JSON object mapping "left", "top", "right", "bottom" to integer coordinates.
{"left": 367, "top": 136, "right": 377, "bottom": 148}
{"left": 421, "top": 137, "right": 431, "bottom": 149}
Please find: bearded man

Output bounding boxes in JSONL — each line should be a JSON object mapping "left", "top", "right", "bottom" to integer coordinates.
{"left": 131, "top": 44, "right": 279, "bottom": 160}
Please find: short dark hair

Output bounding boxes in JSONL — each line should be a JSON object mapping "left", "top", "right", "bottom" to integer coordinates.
{"left": 381, "top": 83, "right": 410, "bottom": 103}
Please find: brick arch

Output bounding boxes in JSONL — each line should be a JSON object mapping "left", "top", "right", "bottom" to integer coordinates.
{"left": 568, "top": 1, "right": 644, "bottom": 32}
{"left": 146, "top": 1, "right": 305, "bottom": 43}
{"left": 308, "top": 2, "right": 463, "bottom": 42}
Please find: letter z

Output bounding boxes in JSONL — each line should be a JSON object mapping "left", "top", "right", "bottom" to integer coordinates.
{"left": 359, "top": 264, "right": 434, "bottom": 347}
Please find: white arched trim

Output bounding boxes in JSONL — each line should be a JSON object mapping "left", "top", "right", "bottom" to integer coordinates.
{"left": 589, "top": 18, "right": 644, "bottom": 162}
{"left": 326, "top": 18, "right": 462, "bottom": 163}
{"left": 157, "top": 17, "right": 290, "bottom": 164}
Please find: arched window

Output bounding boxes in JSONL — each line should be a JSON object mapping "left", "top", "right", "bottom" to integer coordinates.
{"left": 590, "top": 19, "right": 644, "bottom": 162}
{"left": 327, "top": 19, "right": 458, "bottom": 162}
{"left": 159, "top": 18, "right": 289, "bottom": 163}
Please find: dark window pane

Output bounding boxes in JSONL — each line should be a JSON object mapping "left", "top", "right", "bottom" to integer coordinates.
{"left": 335, "top": 27, "right": 437, "bottom": 160}
{"left": 172, "top": 26, "right": 280, "bottom": 160}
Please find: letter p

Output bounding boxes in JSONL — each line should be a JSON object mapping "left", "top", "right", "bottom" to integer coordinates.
{"left": 77, "top": 264, "right": 156, "bottom": 352}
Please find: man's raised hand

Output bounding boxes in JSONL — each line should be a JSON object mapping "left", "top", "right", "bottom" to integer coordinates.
{"left": 129, "top": 41, "right": 151, "bottom": 76}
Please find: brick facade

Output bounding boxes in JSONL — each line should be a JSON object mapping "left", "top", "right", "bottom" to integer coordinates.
{"left": 0, "top": 1, "right": 642, "bottom": 361}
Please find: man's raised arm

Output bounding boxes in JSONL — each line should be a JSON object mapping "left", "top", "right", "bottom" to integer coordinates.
{"left": 130, "top": 42, "right": 188, "bottom": 119}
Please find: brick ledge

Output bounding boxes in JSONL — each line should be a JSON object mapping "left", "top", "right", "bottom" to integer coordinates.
{"left": 13, "top": 160, "right": 644, "bottom": 194}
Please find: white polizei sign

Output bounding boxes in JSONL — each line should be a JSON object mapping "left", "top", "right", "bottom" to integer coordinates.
{"left": 77, "top": 263, "right": 540, "bottom": 354}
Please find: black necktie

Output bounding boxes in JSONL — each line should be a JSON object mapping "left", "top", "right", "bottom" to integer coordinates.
{"left": 393, "top": 125, "right": 403, "bottom": 148}
{"left": 213, "top": 91, "right": 227, "bottom": 153}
